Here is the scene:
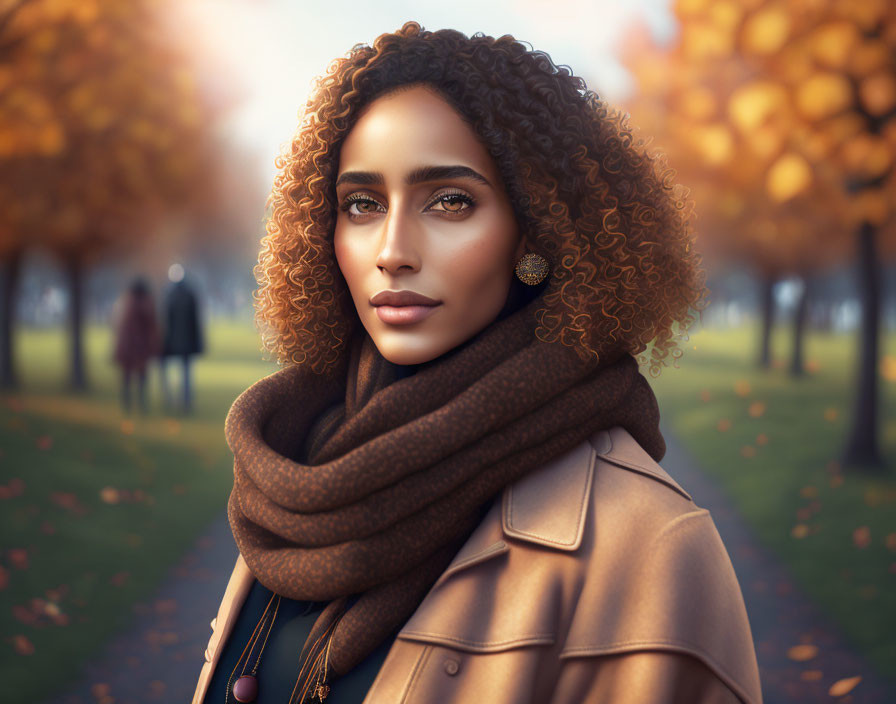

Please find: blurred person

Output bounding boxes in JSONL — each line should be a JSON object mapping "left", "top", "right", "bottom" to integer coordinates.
{"left": 161, "top": 263, "right": 204, "bottom": 414}
{"left": 112, "top": 277, "right": 161, "bottom": 415}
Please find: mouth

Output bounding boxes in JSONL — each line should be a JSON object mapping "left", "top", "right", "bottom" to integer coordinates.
{"left": 370, "top": 290, "right": 442, "bottom": 326}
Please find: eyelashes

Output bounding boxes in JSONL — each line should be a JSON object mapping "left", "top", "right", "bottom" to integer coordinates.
{"left": 338, "top": 188, "right": 476, "bottom": 220}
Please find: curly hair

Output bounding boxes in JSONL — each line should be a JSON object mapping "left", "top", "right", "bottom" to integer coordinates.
{"left": 256, "top": 21, "right": 707, "bottom": 377}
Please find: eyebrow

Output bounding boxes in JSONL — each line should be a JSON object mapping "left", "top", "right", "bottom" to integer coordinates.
{"left": 335, "top": 165, "right": 493, "bottom": 189}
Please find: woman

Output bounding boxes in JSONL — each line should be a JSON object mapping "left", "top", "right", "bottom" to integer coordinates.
{"left": 112, "top": 277, "right": 160, "bottom": 414}
{"left": 194, "top": 22, "right": 762, "bottom": 704}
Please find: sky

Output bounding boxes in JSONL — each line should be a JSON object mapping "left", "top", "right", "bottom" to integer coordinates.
{"left": 175, "top": 0, "right": 676, "bottom": 181}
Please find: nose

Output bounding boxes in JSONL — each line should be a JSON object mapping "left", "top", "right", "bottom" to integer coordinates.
{"left": 375, "top": 202, "right": 421, "bottom": 275}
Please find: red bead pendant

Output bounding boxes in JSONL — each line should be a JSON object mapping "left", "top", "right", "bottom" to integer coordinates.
{"left": 233, "top": 675, "right": 258, "bottom": 703}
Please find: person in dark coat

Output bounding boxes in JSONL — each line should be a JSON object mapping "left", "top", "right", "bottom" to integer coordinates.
{"left": 161, "top": 264, "right": 204, "bottom": 414}
{"left": 112, "top": 277, "right": 161, "bottom": 414}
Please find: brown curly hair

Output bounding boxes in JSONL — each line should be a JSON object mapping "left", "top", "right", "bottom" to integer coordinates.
{"left": 256, "top": 21, "right": 707, "bottom": 377}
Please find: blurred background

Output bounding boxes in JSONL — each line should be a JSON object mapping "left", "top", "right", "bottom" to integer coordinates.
{"left": 0, "top": 1, "right": 893, "bottom": 703}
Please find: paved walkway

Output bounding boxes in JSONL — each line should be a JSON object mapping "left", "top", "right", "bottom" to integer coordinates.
{"left": 660, "top": 422, "right": 896, "bottom": 704}
{"left": 44, "top": 427, "right": 896, "bottom": 704}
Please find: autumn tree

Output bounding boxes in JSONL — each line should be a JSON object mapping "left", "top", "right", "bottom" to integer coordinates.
{"left": 624, "top": 0, "right": 896, "bottom": 469}
{"left": 0, "top": 0, "right": 230, "bottom": 390}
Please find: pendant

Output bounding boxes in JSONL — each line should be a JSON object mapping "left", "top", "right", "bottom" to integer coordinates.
{"left": 233, "top": 675, "right": 259, "bottom": 703}
{"left": 314, "top": 683, "right": 330, "bottom": 701}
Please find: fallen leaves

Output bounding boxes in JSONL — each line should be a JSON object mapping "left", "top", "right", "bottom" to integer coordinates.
{"left": 99, "top": 487, "right": 120, "bottom": 504}
{"left": 791, "top": 524, "right": 810, "bottom": 539}
{"left": 734, "top": 379, "right": 751, "bottom": 397}
{"left": 748, "top": 401, "right": 766, "bottom": 417}
{"left": 786, "top": 643, "right": 819, "bottom": 661}
{"left": 823, "top": 407, "right": 838, "bottom": 422}
{"left": 8, "top": 548, "right": 29, "bottom": 569}
{"left": 0, "top": 478, "right": 25, "bottom": 499}
{"left": 717, "top": 418, "right": 732, "bottom": 432}
{"left": 12, "top": 634, "right": 34, "bottom": 655}
{"left": 828, "top": 676, "right": 862, "bottom": 697}
{"left": 852, "top": 526, "right": 871, "bottom": 549}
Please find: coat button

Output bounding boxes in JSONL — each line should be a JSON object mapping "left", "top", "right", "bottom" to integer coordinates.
{"left": 444, "top": 658, "right": 460, "bottom": 676}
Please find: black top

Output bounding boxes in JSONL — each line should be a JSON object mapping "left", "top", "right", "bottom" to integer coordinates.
{"left": 202, "top": 580, "right": 397, "bottom": 704}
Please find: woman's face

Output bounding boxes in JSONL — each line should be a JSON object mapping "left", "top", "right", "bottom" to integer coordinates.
{"left": 333, "top": 84, "right": 525, "bottom": 366}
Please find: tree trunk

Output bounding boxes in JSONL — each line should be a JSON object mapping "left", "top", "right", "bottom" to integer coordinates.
{"left": 790, "top": 275, "right": 811, "bottom": 377}
{"left": 758, "top": 273, "right": 776, "bottom": 369}
{"left": 0, "top": 249, "right": 23, "bottom": 389}
{"left": 65, "top": 256, "right": 88, "bottom": 391}
{"left": 842, "top": 221, "right": 884, "bottom": 470}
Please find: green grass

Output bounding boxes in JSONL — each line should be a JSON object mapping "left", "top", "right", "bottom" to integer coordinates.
{"left": 0, "top": 320, "right": 276, "bottom": 704}
{"left": 650, "top": 322, "right": 896, "bottom": 682}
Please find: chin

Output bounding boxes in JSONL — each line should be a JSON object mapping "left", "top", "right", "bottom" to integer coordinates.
{"left": 377, "top": 343, "right": 444, "bottom": 366}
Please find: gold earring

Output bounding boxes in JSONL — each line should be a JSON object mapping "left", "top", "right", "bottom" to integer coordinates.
{"left": 514, "top": 252, "right": 550, "bottom": 286}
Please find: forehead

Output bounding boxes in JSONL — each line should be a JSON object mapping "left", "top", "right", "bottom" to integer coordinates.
{"left": 338, "top": 85, "right": 498, "bottom": 177}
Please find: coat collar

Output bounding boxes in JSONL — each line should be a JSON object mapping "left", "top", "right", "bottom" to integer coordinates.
{"left": 430, "top": 426, "right": 690, "bottom": 590}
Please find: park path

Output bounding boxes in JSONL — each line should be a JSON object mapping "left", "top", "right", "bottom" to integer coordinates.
{"left": 44, "top": 427, "right": 896, "bottom": 704}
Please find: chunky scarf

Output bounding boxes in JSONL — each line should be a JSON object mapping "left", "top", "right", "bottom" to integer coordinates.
{"left": 225, "top": 293, "right": 665, "bottom": 689}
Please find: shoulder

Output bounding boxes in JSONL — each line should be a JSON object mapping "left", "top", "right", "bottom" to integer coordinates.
{"left": 546, "top": 428, "right": 762, "bottom": 704}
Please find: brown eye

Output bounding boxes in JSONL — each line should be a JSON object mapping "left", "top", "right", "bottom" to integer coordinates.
{"left": 426, "top": 190, "right": 475, "bottom": 216}
{"left": 341, "top": 194, "right": 385, "bottom": 218}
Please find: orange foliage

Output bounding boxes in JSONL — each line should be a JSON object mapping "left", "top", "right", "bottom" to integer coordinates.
{"left": 623, "top": 0, "right": 896, "bottom": 276}
{"left": 0, "top": 0, "right": 229, "bottom": 261}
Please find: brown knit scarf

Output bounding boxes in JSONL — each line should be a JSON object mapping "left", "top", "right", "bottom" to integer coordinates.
{"left": 225, "top": 293, "right": 665, "bottom": 691}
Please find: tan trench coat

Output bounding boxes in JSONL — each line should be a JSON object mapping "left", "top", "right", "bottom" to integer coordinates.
{"left": 193, "top": 426, "right": 762, "bottom": 704}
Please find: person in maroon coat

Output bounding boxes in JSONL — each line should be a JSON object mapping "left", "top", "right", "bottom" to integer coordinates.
{"left": 112, "top": 277, "right": 161, "bottom": 414}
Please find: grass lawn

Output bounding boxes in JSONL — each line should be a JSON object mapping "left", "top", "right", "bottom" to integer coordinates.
{"left": 0, "top": 319, "right": 276, "bottom": 704}
{"left": 650, "top": 322, "right": 896, "bottom": 682}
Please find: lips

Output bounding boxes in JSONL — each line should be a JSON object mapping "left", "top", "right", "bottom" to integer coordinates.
{"left": 370, "top": 290, "right": 441, "bottom": 326}
{"left": 370, "top": 290, "right": 440, "bottom": 307}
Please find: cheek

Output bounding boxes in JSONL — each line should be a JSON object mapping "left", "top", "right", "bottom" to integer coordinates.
{"left": 333, "top": 230, "right": 361, "bottom": 292}
{"left": 443, "top": 221, "right": 517, "bottom": 300}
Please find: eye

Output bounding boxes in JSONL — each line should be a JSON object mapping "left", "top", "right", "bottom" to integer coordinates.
{"left": 340, "top": 193, "right": 386, "bottom": 219}
{"left": 425, "top": 189, "right": 475, "bottom": 217}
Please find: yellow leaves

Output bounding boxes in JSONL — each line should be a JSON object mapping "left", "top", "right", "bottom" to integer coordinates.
{"left": 786, "top": 644, "right": 818, "bottom": 661}
{"left": 839, "top": 134, "right": 891, "bottom": 179}
{"left": 766, "top": 153, "right": 812, "bottom": 202}
{"left": 741, "top": 6, "right": 790, "bottom": 55}
{"left": 859, "top": 72, "right": 896, "bottom": 118}
{"left": 680, "top": 88, "right": 717, "bottom": 121}
{"left": 682, "top": 22, "right": 734, "bottom": 60}
{"left": 729, "top": 81, "right": 787, "bottom": 132}
{"left": 828, "top": 676, "right": 862, "bottom": 697}
{"left": 849, "top": 40, "right": 890, "bottom": 78}
{"left": 796, "top": 73, "right": 852, "bottom": 121}
{"left": 808, "top": 21, "right": 859, "bottom": 70}
{"left": 692, "top": 124, "right": 734, "bottom": 165}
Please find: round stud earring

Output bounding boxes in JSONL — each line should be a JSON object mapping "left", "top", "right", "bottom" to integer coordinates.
{"left": 514, "top": 252, "right": 550, "bottom": 286}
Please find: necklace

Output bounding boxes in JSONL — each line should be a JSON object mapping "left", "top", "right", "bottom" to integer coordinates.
{"left": 225, "top": 593, "right": 280, "bottom": 703}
